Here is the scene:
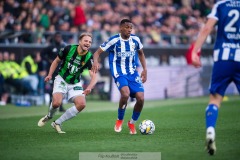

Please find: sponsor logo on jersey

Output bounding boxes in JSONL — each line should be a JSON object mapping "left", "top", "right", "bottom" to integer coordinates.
{"left": 68, "top": 63, "right": 80, "bottom": 74}
{"left": 117, "top": 51, "right": 135, "bottom": 57}
{"left": 131, "top": 44, "right": 135, "bottom": 49}
{"left": 73, "top": 86, "right": 83, "bottom": 90}
{"left": 74, "top": 59, "right": 81, "bottom": 64}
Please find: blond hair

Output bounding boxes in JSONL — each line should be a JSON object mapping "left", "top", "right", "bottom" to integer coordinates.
{"left": 78, "top": 32, "right": 92, "bottom": 40}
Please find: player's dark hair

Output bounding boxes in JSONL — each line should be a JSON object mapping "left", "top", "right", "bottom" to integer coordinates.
{"left": 78, "top": 32, "right": 92, "bottom": 40}
{"left": 120, "top": 19, "right": 132, "bottom": 25}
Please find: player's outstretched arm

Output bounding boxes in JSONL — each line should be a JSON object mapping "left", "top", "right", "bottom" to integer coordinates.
{"left": 92, "top": 48, "right": 104, "bottom": 73}
{"left": 83, "top": 69, "right": 98, "bottom": 95}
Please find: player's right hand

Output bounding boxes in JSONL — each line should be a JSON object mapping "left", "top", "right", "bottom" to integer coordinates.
{"left": 191, "top": 52, "right": 201, "bottom": 68}
{"left": 44, "top": 75, "right": 52, "bottom": 82}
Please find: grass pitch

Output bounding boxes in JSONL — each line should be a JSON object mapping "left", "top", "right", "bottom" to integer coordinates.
{"left": 0, "top": 96, "right": 239, "bottom": 160}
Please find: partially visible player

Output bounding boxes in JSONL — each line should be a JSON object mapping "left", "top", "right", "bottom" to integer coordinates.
{"left": 38, "top": 32, "right": 97, "bottom": 133}
{"left": 191, "top": 0, "right": 240, "bottom": 155}
{"left": 92, "top": 19, "right": 147, "bottom": 134}
{"left": 185, "top": 41, "right": 201, "bottom": 65}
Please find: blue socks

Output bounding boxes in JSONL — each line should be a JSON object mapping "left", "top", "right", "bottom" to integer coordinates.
{"left": 206, "top": 104, "right": 219, "bottom": 128}
{"left": 118, "top": 108, "right": 141, "bottom": 122}
{"left": 132, "top": 111, "right": 141, "bottom": 121}
{"left": 118, "top": 108, "right": 126, "bottom": 120}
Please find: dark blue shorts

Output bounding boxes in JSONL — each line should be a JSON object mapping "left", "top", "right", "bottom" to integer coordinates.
{"left": 114, "top": 72, "right": 144, "bottom": 98}
{"left": 210, "top": 61, "right": 240, "bottom": 96}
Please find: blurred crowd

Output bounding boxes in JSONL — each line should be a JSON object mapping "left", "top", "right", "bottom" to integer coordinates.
{"left": 0, "top": 0, "right": 217, "bottom": 105}
{"left": 0, "top": 50, "right": 46, "bottom": 105}
{"left": 0, "top": 32, "right": 68, "bottom": 106}
{"left": 0, "top": 0, "right": 216, "bottom": 46}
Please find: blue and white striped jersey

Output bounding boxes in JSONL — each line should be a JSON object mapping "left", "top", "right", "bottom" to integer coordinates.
{"left": 208, "top": 0, "right": 240, "bottom": 62}
{"left": 100, "top": 33, "right": 143, "bottom": 78}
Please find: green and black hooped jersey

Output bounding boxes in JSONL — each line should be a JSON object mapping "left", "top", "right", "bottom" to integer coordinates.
{"left": 58, "top": 45, "right": 93, "bottom": 84}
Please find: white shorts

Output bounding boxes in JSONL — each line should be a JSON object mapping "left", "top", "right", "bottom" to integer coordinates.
{"left": 52, "top": 75, "right": 84, "bottom": 102}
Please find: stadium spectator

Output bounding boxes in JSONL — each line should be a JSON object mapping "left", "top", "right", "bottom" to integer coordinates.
{"left": 41, "top": 32, "right": 67, "bottom": 64}
{"left": 35, "top": 51, "right": 47, "bottom": 96}
{"left": 0, "top": 74, "right": 8, "bottom": 106}
{"left": 21, "top": 54, "right": 40, "bottom": 95}
{"left": 92, "top": 19, "right": 147, "bottom": 135}
{"left": 191, "top": 0, "right": 240, "bottom": 156}
{"left": 0, "top": 0, "right": 216, "bottom": 46}
{"left": 38, "top": 32, "right": 97, "bottom": 134}
{"left": 73, "top": 0, "right": 87, "bottom": 28}
{"left": 3, "top": 51, "right": 33, "bottom": 95}
{"left": 0, "top": 52, "right": 9, "bottom": 105}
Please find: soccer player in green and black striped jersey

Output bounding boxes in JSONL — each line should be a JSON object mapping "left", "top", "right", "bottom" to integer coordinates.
{"left": 38, "top": 32, "right": 97, "bottom": 133}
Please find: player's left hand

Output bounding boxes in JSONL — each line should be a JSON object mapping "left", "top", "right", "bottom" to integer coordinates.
{"left": 83, "top": 88, "right": 92, "bottom": 96}
{"left": 141, "top": 70, "right": 147, "bottom": 83}
{"left": 91, "top": 61, "right": 100, "bottom": 73}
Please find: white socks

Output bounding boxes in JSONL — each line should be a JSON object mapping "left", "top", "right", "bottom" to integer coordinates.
{"left": 47, "top": 102, "right": 57, "bottom": 118}
{"left": 206, "top": 126, "right": 215, "bottom": 140}
{"left": 129, "top": 118, "right": 136, "bottom": 124}
{"left": 55, "top": 106, "right": 79, "bottom": 125}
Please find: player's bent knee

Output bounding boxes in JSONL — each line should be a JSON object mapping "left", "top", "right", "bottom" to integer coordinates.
{"left": 121, "top": 92, "right": 130, "bottom": 99}
{"left": 121, "top": 95, "right": 129, "bottom": 100}
{"left": 52, "top": 101, "right": 62, "bottom": 108}
{"left": 137, "top": 97, "right": 144, "bottom": 104}
{"left": 75, "top": 103, "right": 86, "bottom": 111}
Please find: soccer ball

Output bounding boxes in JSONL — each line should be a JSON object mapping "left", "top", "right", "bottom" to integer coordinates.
{"left": 139, "top": 119, "right": 155, "bottom": 135}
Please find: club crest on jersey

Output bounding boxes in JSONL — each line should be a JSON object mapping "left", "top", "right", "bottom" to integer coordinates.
{"left": 81, "top": 61, "right": 85, "bottom": 66}
{"left": 60, "top": 81, "right": 66, "bottom": 86}
{"left": 135, "top": 76, "right": 142, "bottom": 84}
{"left": 58, "top": 81, "right": 66, "bottom": 90}
{"left": 131, "top": 44, "right": 135, "bottom": 49}
{"left": 59, "top": 48, "right": 64, "bottom": 57}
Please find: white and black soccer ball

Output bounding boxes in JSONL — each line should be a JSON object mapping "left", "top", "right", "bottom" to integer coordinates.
{"left": 139, "top": 119, "right": 155, "bottom": 135}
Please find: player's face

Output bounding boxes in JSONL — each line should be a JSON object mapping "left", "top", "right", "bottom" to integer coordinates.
{"left": 120, "top": 22, "right": 133, "bottom": 39}
{"left": 79, "top": 35, "right": 92, "bottom": 51}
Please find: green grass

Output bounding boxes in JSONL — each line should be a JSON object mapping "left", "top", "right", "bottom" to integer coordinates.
{"left": 0, "top": 96, "right": 239, "bottom": 160}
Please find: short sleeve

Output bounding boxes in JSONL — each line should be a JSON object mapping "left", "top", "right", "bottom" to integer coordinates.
{"left": 100, "top": 35, "right": 119, "bottom": 52}
{"left": 58, "top": 45, "right": 71, "bottom": 60}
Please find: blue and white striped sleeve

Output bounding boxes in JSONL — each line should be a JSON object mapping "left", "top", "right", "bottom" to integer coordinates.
{"left": 132, "top": 36, "right": 143, "bottom": 50}
{"left": 100, "top": 36, "right": 119, "bottom": 52}
{"left": 208, "top": 0, "right": 228, "bottom": 20}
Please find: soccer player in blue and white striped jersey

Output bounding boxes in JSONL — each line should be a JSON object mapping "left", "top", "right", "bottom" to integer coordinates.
{"left": 92, "top": 19, "right": 147, "bottom": 134}
{"left": 192, "top": 0, "right": 240, "bottom": 155}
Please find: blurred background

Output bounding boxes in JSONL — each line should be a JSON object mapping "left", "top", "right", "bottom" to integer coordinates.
{"left": 0, "top": 0, "right": 238, "bottom": 106}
